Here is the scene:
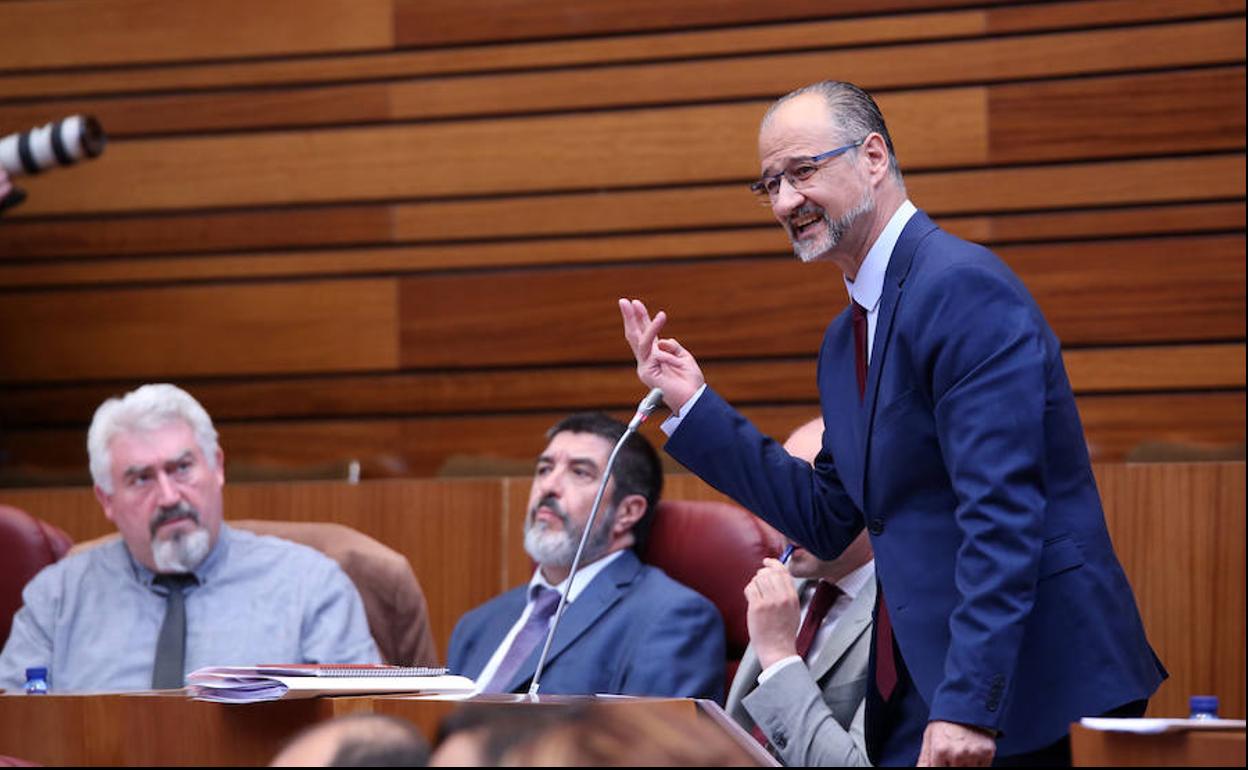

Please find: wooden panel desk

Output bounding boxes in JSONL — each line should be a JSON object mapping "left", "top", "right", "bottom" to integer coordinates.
{"left": 1071, "top": 724, "right": 1247, "bottom": 767}
{"left": 0, "top": 692, "right": 702, "bottom": 766}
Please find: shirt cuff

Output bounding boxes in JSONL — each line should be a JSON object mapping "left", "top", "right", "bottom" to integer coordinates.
{"left": 756, "top": 654, "right": 803, "bottom": 686}
{"left": 659, "top": 383, "right": 708, "bottom": 436}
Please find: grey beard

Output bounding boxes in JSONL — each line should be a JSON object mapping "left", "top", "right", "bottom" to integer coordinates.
{"left": 152, "top": 526, "right": 211, "bottom": 573}
{"left": 791, "top": 191, "right": 876, "bottom": 264}
{"left": 524, "top": 504, "right": 615, "bottom": 569}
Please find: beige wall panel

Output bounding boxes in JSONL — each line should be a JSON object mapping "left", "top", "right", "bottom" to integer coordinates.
{"left": 1095, "top": 462, "right": 1246, "bottom": 718}
{"left": 988, "top": 67, "right": 1245, "bottom": 163}
{"left": 399, "top": 236, "right": 1242, "bottom": 368}
{"left": 392, "top": 0, "right": 985, "bottom": 46}
{"left": 0, "top": 344, "right": 1242, "bottom": 429}
{"left": 0, "top": 8, "right": 990, "bottom": 101}
{"left": 907, "top": 155, "right": 1245, "bottom": 212}
{"left": 0, "top": 279, "right": 400, "bottom": 382}
{"left": 0, "top": 179, "right": 1239, "bottom": 268}
{"left": 0, "top": 1, "right": 1238, "bottom": 100}
{"left": 0, "top": 0, "right": 394, "bottom": 71}
{"left": 390, "top": 21, "right": 1245, "bottom": 121}
{"left": 11, "top": 91, "right": 984, "bottom": 216}
{"left": 0, "top": 393, "right": 1242, "bottom": 488}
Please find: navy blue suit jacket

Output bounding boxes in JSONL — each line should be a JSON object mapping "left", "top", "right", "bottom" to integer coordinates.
{"left": 667, "top": 211, "right": 1165, "bottom": 756}
{"left": 447, "top": 549, "right": 725, "bottom": 702}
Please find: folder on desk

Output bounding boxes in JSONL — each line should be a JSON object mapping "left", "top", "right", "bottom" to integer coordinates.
{"left": 186, "top": 664, "right": 476, "bottom": 703}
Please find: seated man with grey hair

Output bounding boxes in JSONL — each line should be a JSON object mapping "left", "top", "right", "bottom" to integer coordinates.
{"left": 0, "top": 383, "right": 379, "bottom": 692}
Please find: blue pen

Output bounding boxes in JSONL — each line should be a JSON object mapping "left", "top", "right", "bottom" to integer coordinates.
{"left": 779, "top": 544, "right": 796, "bottom": 564}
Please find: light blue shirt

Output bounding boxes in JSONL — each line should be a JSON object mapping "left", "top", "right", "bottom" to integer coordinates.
{"left": 0, "top": 524, "right": 380, "bottom": 692}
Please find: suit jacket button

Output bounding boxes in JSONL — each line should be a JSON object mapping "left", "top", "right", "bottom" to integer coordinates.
{"left": 868, "top": 518, "right": 884, "bottom": 535}
{"left": 773, "top": 732, "right": 788, "bottom": 750}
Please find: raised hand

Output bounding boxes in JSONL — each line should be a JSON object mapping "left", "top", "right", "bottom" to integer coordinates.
{"left": 743, "top": 557, "right": 802, "bottom": 669}
{"left": 618, "top": 298, "right": 705, "bottom": 413}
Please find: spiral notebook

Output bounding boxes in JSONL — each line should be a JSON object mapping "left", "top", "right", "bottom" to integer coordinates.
{"left": 186, "top": 664, "right": 475, "bottom": 703}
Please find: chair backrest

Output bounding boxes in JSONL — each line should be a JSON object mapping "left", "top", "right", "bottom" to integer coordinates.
{"left": 0, "top": 504, "right": 74, "bottom": 645}
{"left": 639, "top": 499, "right": 786, "bottom": 686}
{"left": 226, "top": 519, "right": 440, "bottom": 667}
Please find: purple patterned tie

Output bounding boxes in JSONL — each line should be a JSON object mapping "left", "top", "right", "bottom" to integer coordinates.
{"left": 481, "top": 585, "right": 561, "bottom": 693}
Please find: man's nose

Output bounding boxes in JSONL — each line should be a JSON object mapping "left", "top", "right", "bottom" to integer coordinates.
{"left": 537, "top": 468, "right": 565, "bottom": 497}
{"left": 154, "top": 471, "right": 180, "bottom": 506}
{"left": 771, "top": 177, "right": 806, "bottom": 219}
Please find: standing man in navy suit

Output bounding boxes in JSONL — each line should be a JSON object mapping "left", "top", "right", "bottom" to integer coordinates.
{"left": 447, "top": 412, "right": 725, "bottom": 701}
{"left": 619, "top": 81, "right": 1164, "bottom": 765}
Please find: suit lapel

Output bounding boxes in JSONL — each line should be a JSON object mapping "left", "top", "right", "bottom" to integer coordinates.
{"left": 470, "top": 589, "right": 528, "bottom": 678}
{"left": 825, "top": 309, "right": 866, "bottom": 508}
{"left": 857, "top": 211, "right": 933, "bottom": 499}
{"left": 505, "top": 550, "right": 640, "bottom": 691}
{"left": 807, "top": 577, "right": 876, "bottom": 682}
{"left": 727, "top": 644, "right": 763, "bottom": 718}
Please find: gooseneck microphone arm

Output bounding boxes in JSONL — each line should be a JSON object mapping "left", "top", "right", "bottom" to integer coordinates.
{"left": 527, "top": 387, "right": 664, "bottom": 697}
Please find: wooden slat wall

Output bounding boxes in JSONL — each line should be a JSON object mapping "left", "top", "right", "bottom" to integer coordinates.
{"left": 0, "top": 0, "right": 1243, "bottom": 486}
{"left": 1, "top": 462, "right": 1241, "bottom": 718}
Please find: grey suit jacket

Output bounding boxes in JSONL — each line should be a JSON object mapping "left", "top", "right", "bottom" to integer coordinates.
{"left": 726, "top": 571, "right": 876, "bottom": 766}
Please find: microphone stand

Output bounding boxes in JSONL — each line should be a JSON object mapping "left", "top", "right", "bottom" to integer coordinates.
{"left": 527, "top": 388, "right": 663, "bottom": 698}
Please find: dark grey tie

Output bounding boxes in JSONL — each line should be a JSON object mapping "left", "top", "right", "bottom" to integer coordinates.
{"left": 151, "top": 573, "right": 198, "bottom": 689}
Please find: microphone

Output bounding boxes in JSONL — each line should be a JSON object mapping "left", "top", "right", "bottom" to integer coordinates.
{"left": 526, "top": 387, "right": 663, "bottom": 697}
{"left": 627, "top": 387, "right": 665, "bottom": 430}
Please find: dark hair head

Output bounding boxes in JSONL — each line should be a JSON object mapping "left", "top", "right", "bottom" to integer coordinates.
{"left": 500, "top": 702, "right": 761, "bottom": 766}
{"left": 544, "top": 411, "right": 664, "bottom": 552}
{"left": 274, "top": 713, "right": 429, "bottom": 767}
{"left": 434, "top": 705, "right": 570, "bottom": 765}
{"left": 763, "top": 80, "right": 904, "bottom": 184}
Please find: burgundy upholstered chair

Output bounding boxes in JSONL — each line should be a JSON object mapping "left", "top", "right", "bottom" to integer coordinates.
{"left": 640, "top": 498, "right": 786, "bottom": 693}
{"left": 0, "top": 504, "right": 73, "bottom": 646}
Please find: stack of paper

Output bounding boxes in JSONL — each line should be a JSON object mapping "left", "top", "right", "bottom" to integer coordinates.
{"left": 186, "top": 664, "right": 476, "bottom": 703}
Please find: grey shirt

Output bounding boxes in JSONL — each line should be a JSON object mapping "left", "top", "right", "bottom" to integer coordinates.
{"left": 0, "top": 524, "right": 380, "bottom": 692}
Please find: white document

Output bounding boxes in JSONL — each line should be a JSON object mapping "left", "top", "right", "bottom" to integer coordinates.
{"left": 186, "top": 664, "right": 476, "bottom": 704}
{"left": 1080, "top": 717, "right": 1246, "bottom": 734}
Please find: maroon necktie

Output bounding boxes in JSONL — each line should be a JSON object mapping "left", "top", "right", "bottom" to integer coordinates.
{"left": 853, "top": 300, "right": 899, "bottom": 699}
{"left": 852, "top": 301, "right": 868, "bottom": 401}
{"left": 795, "top": 580, "right": 840, "bottom": 660}
{"left": 875, "top": 588, "right": 898, "bottom": 700}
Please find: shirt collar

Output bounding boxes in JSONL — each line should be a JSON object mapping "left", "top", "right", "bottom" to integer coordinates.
{"left": 844, "top": 199, "right": 917, "bottom": 312}
{"left": 529, "top": 548, "right": 626, "bottom": 603}
{"left": 833, "top": 558, "right": 875, "bottom": 601}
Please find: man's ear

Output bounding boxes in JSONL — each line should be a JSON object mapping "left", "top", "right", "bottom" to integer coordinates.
{"left": 862, "top": 131, "right": 891, "bottom": 184}
{"left": 94, "top": 485, "right": 115, "bottom": 523}
{"left": 612, "top": 494, "right": 648, "bottom": 536}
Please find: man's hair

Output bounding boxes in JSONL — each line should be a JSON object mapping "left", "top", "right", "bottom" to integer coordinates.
{"left": 763, "top": 80, "right": 905, "bottom": 185}
{"left": 434, "top": 705, "right": 568, "bottom": 766}
{"left": 500, "top": 702, "right": 758, "bottom": 766}
{"left": 545, "top": 411, "right": 664, "bottom": 552}
{"left": 327, "top": 714, "right": 430, "bottom": 767}
{"left": 87, "top": 383, "right": 219, "bottom": 494}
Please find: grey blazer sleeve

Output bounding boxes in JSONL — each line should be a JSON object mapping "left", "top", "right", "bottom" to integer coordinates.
{"left": 743, "top": 660, "right": 872, "bottom": 767}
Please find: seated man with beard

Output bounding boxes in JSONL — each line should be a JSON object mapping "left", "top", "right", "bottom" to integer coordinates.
{"left": 447, "top": 412, "right": 725, "bottom": 700}
{"left": 0, "top": 383, "right": 379, "bottom": 692}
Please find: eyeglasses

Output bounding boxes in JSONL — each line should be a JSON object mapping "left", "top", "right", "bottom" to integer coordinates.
{"left": 748, "top": 138, "right": 866, "bottom": 201}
